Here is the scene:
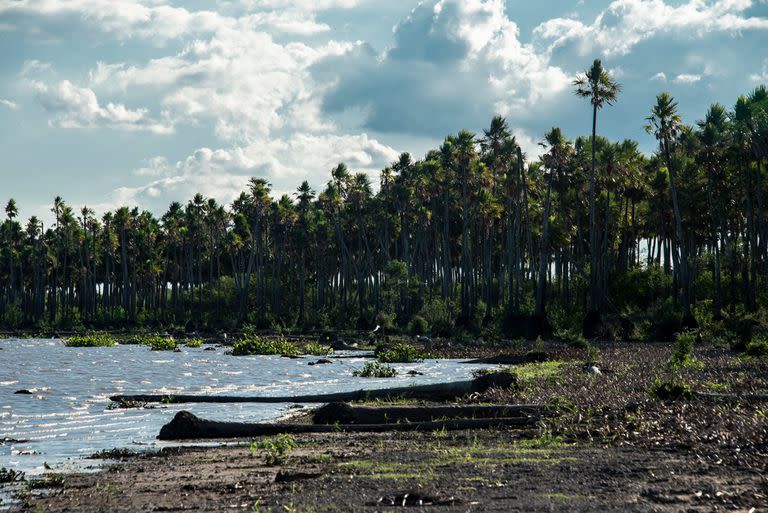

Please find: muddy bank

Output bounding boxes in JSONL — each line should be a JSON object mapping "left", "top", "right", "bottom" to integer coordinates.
{"left": 9, "top": 429, "right": 767, "bottom": 512}
{"left": 8, "top": 343, "right": 768, "bottom": 512}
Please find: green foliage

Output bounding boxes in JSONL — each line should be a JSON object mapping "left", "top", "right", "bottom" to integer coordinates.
{"left": 65, "top": 333, "right": 117, "bottom": 347}
{"left": 353, "top": 361, "right": 398, "bottom": 378}
{"left": 0, "top": 467, "right": 25, "bottom": 483}
{"left": 670, "top": 330, "right": 699, "bottom": 370}
{"left": 185, "top": 338, "right": 204, "bottom": 348}
{"left": 27, "top": 473, "right": 65, "bottom": 489}
{"left": 745, "top": 336, "right": 768, "bottom": 358}
{"left": 250, "top": 434, "right": 297, "bottom": 465}
{"left": 418, "top": 297, "right": 454, "bottom": 336}
{"left": 376, "top": 341, "right": 428, "bottom": 363}
{"left": 554, "top": 328, "right": 588, "bottom": 349}
{"left": 232, "top": 335, "right": 299, "bottom": 356}
{"left": 408, "top": 315, "right": 429, "bottom": 336}
{"left": 147, "top": 336, "right": 177, "bottom": 351}
{"left": 301, "top": 341, "right": 333, "bottom": 356}
{"left": 648, "top": 376, "right": 694, "bottom": 400}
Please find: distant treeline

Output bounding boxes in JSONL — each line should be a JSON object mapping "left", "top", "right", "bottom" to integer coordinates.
{"left": 1, "top": 60, "right": 767, "bottom": 338}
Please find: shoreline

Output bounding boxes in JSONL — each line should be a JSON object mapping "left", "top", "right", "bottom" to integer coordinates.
{"left": 4, "top": 342, "right": 768, "bottom": 511}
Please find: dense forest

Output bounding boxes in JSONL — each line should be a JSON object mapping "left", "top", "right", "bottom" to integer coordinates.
{"left": 2, "top": 60, "right": 767, "bottom": 340}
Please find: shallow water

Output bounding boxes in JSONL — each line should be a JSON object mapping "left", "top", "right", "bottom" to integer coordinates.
{"left": 0, "top": 338, "right": 493, "bottom": 475}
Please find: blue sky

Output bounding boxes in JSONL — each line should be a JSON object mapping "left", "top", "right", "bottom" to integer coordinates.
{"left": 1, "top": 0, "right": 767, "bottom": 222}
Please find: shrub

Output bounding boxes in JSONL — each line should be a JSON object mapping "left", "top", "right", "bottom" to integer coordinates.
{"left": 418, "top": 298, "right": 454, "bottom": 336}
{"left": 232, "top": 336, "right": 299, "bottom": 356}
{"left": 250, "top": 434, "right": 297, "bottom": 465}
{"left": 555, "top": 328, "right": 588, "bottom": 349}
{"left": 302, "top": 341, "right": 333, "bottom": 356}
{"left": 353, "top": 361, "right": 398, "bottom": 378}
{"left": 185, "top": 338, "right": 204, "bottom": 348}
{"left": 408, "top": 315, "right": 429, "bottom": 336}
{"left": 65, "top": 333, "right": 117, "bottom": 347}
{"left": 648, "top": 376, "right": 694, "bottom": 400}
{"left": 745, "top": 336, "right": 768, "bottom": 358}
{"left": 0, "top": 467, "right": 25, "bottom": 483}
{"left": 376, "top": 342, "right": 427, "bottom": 363}
{"left": 670, "top": 330, "right": 699, "bottom": 369}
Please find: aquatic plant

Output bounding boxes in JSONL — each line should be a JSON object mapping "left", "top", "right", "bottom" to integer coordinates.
{"left": 65, "top": 333, "right": 117, "bottom": 347}
{"left": 147, "top": 336, "right": 177, "bottom": 351}
{"left": 376, "top": 342, "right": 427, "bottom": 363}
{"left": 185, "top": 338, "right": 204, "bottom": 348}
{"left": 353, "top": 361, "right": 398, "bottom": 378}
{"left": 301, "top": 341, "right": 333, "bottom": 356}
{"left": 232, "top": 335, "right": 299, "bottom": 356}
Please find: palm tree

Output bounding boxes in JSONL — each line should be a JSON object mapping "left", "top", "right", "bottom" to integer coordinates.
{"left": 646, "top": 92, "right": 694, "bottom": 324}
{"left": 573, "top": 59, "right": 621, "bottom": 333}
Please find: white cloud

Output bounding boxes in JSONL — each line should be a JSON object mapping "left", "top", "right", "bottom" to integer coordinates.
{"left": 113, "top": 132, "right": 399, "bottom": 213}
{"left": 323, "top": 0, "right": 572, "bottom": 135}
{"left": 674, "top": 73, "right": 702, "bottom": 84}
{"left": 651, "top": 72, "right": 667, "bottom": 82}
{"left": 751, "top": 59, "right": 768, "bottom": 83}
{"left": 32, "top": 79, "right": 174, "bottom": 134}
{"left": 0, "top": 99, "right": 18, "bottom": 110}
{"left": 87, "top": 34, "right": 354, "bottom": 141}
{"left": 534, "top": 0, "right": 768, "bottom": 57}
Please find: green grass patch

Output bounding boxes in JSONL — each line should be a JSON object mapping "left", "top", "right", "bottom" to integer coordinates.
{"left": 233, "top": 336, "right": 299, "bottom": 356}
{"left": 65, "top": 333, "right": 117, "bottom": 347}
{"left": 513, "top": 361, "right": 564, "bottom": 383}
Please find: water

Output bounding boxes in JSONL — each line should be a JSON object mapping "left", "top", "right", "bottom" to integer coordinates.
{"left": 0, "top": 338, "right": 493, "bottom": 476}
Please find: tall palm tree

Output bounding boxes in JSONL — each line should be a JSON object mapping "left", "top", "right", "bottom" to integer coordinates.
{"left": 573, "top": 59, "right": 620, "bottom": 332}
{"left": 646, "top": 92, "right": 694, "bottom": 323}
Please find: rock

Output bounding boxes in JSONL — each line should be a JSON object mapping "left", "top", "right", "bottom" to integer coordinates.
{"left": 204, "top": 347, "right": 216, "bottom": 351}
{"left": 585, "top": 365, "right": 602, "bottom": 375}
{"left": 14, "top": 389, "right": 33, "bottom": 395}
{"left": 407, "top": 370, "right": 424, "bottom": 376}
{"left": 308, "top": 359, "right": 332, "bottom": 366}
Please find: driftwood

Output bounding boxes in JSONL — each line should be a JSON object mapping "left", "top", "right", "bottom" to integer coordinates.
{"left": 462, "top": 352, "right": 548, "bottom": 365}
{"left": 694, "top": 392, "right": 768, "bottom": 401}
{"left": 311, "top": 402, "right": 545, "bottom": 424}
{"left": 112, "top": 373, "right": 515, "bottom": 406}
{"left": 158, "top": 410, "right": 537, "bottom": 440}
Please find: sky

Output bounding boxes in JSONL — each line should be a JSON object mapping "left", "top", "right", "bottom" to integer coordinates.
{"left": 1, "top": 0, "right": 767, "bottom": 223}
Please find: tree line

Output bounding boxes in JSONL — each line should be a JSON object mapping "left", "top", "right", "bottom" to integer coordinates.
{"left": 1, "top": 60, "right": 767, "bottom": 338}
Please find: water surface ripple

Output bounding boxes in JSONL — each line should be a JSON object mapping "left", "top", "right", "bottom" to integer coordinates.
{"left": 0, "top": 338, "right": 492, "bottom": 474}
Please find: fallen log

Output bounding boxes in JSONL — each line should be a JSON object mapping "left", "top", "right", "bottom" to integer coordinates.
{"left": 462, "top": 352, "right": 548, "bottom": 365}
{"left": 311, "top": 402, "right": 545, "bottom": 424}
{"left": 694, "top": 392, "right": 768, "bottom": 401}
{"left": 158, "top": 410, "right": 537, "bottom": 440}
{"left": 112, "top": 372, "right": 515, "bottom": 406}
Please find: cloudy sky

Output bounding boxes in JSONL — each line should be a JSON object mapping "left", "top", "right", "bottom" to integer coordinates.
{"left": 1, "top": 0, "right": 767, "bottom": 221}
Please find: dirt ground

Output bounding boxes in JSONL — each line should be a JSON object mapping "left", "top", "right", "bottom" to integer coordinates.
{"left": 9, "top": 430, "right": 766, "bottom": 512}
{"left": 7, "top": 342, "right": 768, "bottom": 512}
